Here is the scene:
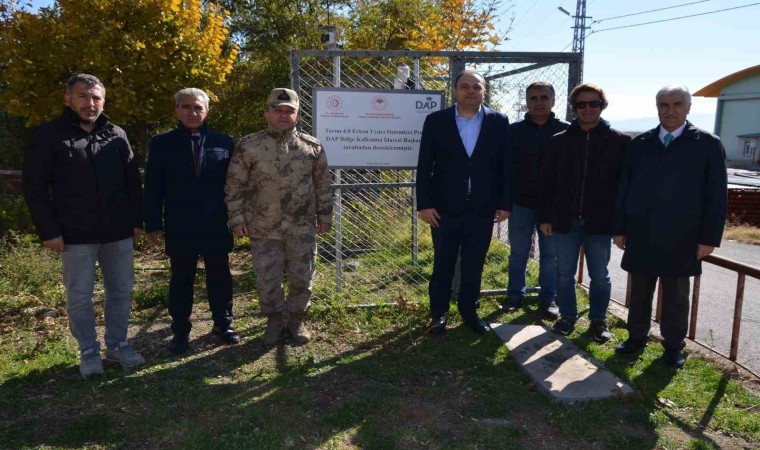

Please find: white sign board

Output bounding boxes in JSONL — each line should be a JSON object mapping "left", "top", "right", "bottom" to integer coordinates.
{"left": 313, "top": 88, "right": 445, "bottom": 168}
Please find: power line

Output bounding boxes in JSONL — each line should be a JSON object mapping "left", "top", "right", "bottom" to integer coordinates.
{"left": 594, "top": 0, "right": 713, "bottom": 23}
{"left": 511, "top": 1, "right": 570, "bottom": 48}
{"left": 514, "top": 0, "right": 541, "bottom": 24}
{"left": 591, "top": 2, "right": 760, "bottom": 34}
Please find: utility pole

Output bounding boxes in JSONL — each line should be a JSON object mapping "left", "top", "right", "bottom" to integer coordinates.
{"left": 559, "top": 0, "right": 591, "bottom": 82}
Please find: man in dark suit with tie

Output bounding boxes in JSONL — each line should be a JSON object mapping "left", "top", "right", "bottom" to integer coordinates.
{"left": 416, "top": 70, "right": 511, "bottom": 335}
{"left": 144, "top": 88, "right": 238, "bottom": 354}
{"left": 613, "top": 85, "right": 727, "bottom": 369}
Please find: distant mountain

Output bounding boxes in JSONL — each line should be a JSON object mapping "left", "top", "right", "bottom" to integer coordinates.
{"left": 609, "top": 112, "right": 716, "bottom": 134}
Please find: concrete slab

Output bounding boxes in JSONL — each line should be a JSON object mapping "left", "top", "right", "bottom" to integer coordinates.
{"left": 491, "top": 323, "right": 634, "bottom": 403}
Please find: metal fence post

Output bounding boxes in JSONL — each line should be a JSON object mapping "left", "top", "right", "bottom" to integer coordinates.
{"left": 333, "top": 53, "right": 343, "bottom": 294}
{"left": 411, "top": 57, "right": 421, "bottom": 265}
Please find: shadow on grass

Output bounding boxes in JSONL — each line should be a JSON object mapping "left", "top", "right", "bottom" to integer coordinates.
{"left": 0, "top": 298, "right": 755, "bottom": 449}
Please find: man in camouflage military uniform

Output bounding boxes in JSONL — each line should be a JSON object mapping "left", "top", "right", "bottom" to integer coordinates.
{"left": 225, "top": 88, "right": 332, "bottom": 345}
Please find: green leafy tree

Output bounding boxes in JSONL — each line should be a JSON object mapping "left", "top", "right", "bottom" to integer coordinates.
{"left": 212, "top": 0, "right": 507, "bottom": 137}
{"left": 344, "top": 0, "right": 507, "bottom": 51}
{"left": 212, "top": 0, "right": 335, "bottom": 138}
{"left": 0, "top": 0, "right": 238, "bottom": 161}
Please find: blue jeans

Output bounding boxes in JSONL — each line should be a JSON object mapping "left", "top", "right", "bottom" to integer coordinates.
{"left": 60, "top": 238, "right": 135, "bottom": 352}
{"left": 554, "top": 218, "right": 611, "bottom": 322}
{"left": 507, "top": 203, "right": 557, "bottom": 303}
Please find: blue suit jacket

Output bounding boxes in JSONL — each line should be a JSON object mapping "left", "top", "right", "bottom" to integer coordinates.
{"left": 416, "top": 105, "right": 512, "bottom": 216}
{"left": 143, "top": 124, "right": 234, "bottom": 256}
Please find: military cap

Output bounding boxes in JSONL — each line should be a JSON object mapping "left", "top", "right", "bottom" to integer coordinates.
{"left": 268, "top": 88, "right": 299, "bottom": 110}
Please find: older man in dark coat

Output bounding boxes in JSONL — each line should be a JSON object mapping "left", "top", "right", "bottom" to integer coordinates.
{"left": 144, "top": 88, "right": 237, "bottom": 354}
{"left": 612, "top": 85, "right": 727, "bottom": 369}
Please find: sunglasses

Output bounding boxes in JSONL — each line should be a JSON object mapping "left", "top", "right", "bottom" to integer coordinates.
{"left": 574, "top": 100, "right": 602, "bottom": 109}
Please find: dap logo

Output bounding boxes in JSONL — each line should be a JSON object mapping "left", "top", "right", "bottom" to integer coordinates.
{"left": 416, "top": 96, "right": 438, "bottom": 110}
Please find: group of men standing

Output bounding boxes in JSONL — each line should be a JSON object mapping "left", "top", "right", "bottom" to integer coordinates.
{"left": 23, "top": 75, "right": 331, "bottom": 378}
{"left": 416, "top": 71, "right": 727, "bottom": 370}
{"left": 22, "top": 70, "right": 726, "bottom": 378}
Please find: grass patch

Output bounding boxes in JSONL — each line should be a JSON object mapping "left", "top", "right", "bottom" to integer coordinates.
{"left": 723, "top": 223, "right": 760, "bottom": 245}
{"left": 0, "top": 234, "right": 758, "bottom": 449}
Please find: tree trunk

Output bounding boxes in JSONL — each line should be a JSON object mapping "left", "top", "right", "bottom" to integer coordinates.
{"left": 133, "top": 120, "right": 150, "bottom": 166}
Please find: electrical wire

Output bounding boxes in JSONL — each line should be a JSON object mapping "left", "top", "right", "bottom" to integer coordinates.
{"left": 594, "top": 0, "right": 714, "bottom": 23}
{"left": 511, "top": 0, "right": 570, "bottom": 48}
{"left": 591, "top": 2, "right": 760, "bottom": 34}
{"left": 514, "top": 0, "right": 541, "bottom": 24}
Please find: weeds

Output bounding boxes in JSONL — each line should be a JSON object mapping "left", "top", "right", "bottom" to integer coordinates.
{"left": 0, "top": 231, "right": 64, "bottom": 314}
{"left": 723, "top": 223, "right": 760, "bottom": 245}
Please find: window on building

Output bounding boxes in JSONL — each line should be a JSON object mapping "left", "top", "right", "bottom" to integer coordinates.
{"left": 745, "top": 140, "right": 756, "bottom": 156}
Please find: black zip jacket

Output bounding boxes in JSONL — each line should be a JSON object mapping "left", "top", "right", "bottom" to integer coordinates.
{"left": 23, "top": 108, "right": 143, "bottom": 244}
{"left": 511, "top": 113, "right": 569, "bottom": 209}
{"left": 539, "top": 118, "right": 629, "bottom": 235}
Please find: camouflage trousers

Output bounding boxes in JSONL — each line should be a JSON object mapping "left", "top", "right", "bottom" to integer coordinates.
{"left": 249, "top": 236, "right": 317, "bottom": 314}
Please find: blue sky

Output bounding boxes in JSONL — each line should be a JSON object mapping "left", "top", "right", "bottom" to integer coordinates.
{"left": 498, "top": 0, "right": 760, "bottom": 131}
{"left": 30, "top": 0, "right": 760, "bottom": 132}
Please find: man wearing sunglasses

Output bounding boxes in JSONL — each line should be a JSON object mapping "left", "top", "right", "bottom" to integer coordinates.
{"left": 612, "top": 85, "right": 727, "bottom": 369}
{"left": 539, "top": 83, "right": 630, "bottom": 342}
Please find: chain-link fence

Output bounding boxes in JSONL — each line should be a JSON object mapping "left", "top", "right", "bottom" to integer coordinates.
{"left": 292, "top": 50, "right": 581, "bottom": 305}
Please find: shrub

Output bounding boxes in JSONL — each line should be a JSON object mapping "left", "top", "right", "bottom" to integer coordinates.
{"left": 0, "top": 192, "right": 34, "bottom": 237}
{"left": 0, "top": 232, "right": 64, "bottom": 314}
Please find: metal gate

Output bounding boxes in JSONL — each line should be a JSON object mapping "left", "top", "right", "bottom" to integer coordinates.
{"left": 291, "top": 50, "right": 582, "bottom": 305}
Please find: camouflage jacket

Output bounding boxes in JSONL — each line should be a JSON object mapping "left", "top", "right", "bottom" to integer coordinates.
{"left": 225, "top": 125, "right": 333, "bottom": 239}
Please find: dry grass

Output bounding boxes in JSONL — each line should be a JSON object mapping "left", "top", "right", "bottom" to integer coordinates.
{"left": 724, "top": 224, "right": 760, "bottom": 245}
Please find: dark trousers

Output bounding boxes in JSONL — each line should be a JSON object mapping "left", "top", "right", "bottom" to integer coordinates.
{"left": 627, "top": 274, "right": 690, "bottom": 350}
{"left": 169, "top": 253, "right": 233, "bottom": 337}
{"left": 429, "top": 208, "right": 494, "bottom": 321}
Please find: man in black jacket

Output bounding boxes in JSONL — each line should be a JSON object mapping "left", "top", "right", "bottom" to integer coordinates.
{"left": 613, "top": 85, "right": 727, "bottom": 369}
{"left": 23, "top": 74, "right": 145, "bottom": 378}
{"left": 144, "top": 88, "right": 238, "bottom": 355}
{"left": 504, "top": 82, "right": 568, "bottom": 319}
{"left": 539, "top": 83, "right": 630, "bottom": 342}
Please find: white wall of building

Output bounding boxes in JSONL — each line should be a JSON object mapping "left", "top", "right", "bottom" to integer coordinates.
{"left": 717, "top": 73, "right": 760, "bottom": 163}
{"left": 720, "top": 98, "right": 760, "bottom": 162}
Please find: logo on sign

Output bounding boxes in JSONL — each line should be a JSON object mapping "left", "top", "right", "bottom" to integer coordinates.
{"left": 416, "top": 96, "right": 438, "bottom": 110}
{"left": 372, "top": 95, "right": 388, "bottom": 111}
{"left": 325, "top": 95, "right": 344, "bottom": 111}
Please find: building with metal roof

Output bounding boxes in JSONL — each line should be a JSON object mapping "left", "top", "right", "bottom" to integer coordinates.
{"left": 695, "top": 65, "right": 760, "bottom": 166}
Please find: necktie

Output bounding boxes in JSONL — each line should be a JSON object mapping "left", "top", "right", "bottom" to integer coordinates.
{"left": 191, "top": 135, "right": 201, "bottom": 175}
{"left": 663, "top": 133, "right": 673, "bottom": 148}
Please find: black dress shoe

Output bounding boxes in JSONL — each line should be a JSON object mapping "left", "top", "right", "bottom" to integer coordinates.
{"left": 464, "top": 318, "right": 490, "bottom": 334}
{"left": 168, "top": 335, "right": 189, "bottom": 355}
{"left": 427, "top": 316, "right": 447, "bottom": 335}
{"left": 614, "top": 339, "right": 647, "bottom": 354}
{"left": 502, "top": 297, "right": 522, "bottom": 312}
{"left": 664, "top": 349, "right": 686, "bottom": 369}
{"left": 213, "top": 326, "right": 241, "bottom": 345}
